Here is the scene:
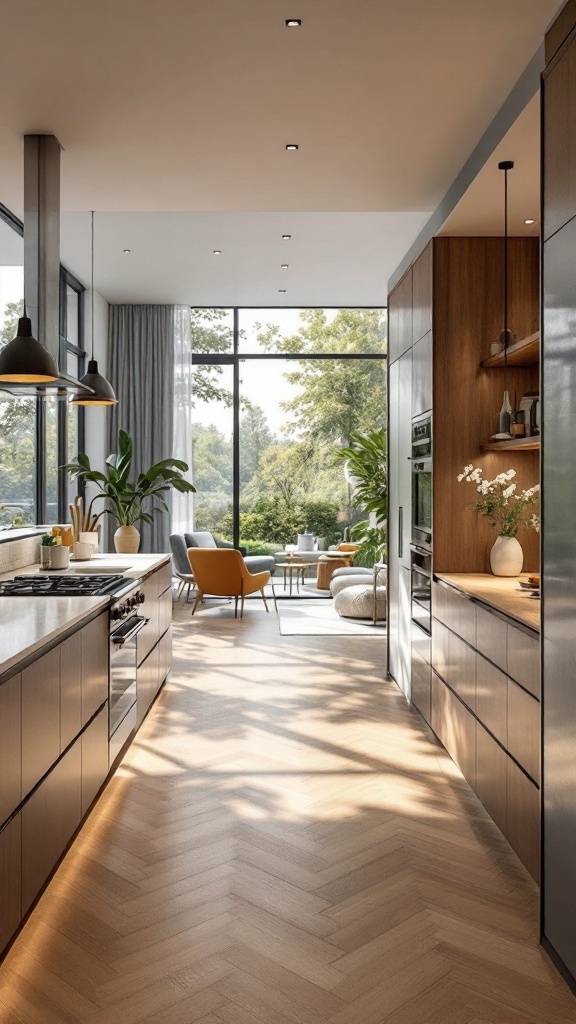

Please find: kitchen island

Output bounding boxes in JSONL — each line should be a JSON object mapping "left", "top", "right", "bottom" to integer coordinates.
{"left": 0, "top": 551, "right": 173, "bottom": 957}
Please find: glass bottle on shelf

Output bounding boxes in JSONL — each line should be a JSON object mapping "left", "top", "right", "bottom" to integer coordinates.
{"left": 499, "top": 390, "right": 512, "bottom": 434}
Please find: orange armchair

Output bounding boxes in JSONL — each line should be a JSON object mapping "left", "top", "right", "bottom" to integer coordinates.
{"left": 187, "top": 548, "right": 275, "bottom": 618}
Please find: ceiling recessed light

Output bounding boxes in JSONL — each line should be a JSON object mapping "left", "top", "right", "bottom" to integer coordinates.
{"left": 285, "top": 144, "right": 299, "bottom": 151}
{"left": 123, "top": 249, "right": 131, "bottom": 254}
{"left": 524, "top": 218, "right": 536, "bottom": 225}
{"left": 281, "top": 264, "right": 289, "bottom": 270}
{"left": 282, "top": 234, "right": 291, "bottom": 240}
{"left": 213, "top": 249, "right": 222, "bottom": 255}
{"left": 285, "top": 18, "right": 301, "bottom": 27}
{"left": 278, "top": 289, "right": 286, "bottom": 293}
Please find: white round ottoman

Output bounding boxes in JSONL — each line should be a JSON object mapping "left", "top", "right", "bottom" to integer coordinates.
{"left": 330, "top": 573, "right": 376, "bottom": 597}
{"left": 334, "top": 584, "right": 387, "bottom": 621}
{"left": 331, "top": 566, "right": 372, "bottom": 579}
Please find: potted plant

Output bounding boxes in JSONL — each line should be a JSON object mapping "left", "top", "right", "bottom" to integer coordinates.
{"left": 334, "top": 429, "right": 387, "bottom": 565}
{"left": 457, "top": 464, "right": 539, "bottom": 575}
{"left": 65, "top": 428, "right": 195, "bottom": 553}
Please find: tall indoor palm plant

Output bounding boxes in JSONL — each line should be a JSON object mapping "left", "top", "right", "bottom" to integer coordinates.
{"left": 66, "top": 428, "right": 195, "bottom": 552}
{"left": 334, "top": 428, "right": 387, "bottom": 564}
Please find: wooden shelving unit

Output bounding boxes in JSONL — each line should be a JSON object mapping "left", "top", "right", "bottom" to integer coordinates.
{"left": 481, "top": 435, "right": 540, "bottom": 452}
{"left": 481, "top": 331, "right": 540, "bottom": 369}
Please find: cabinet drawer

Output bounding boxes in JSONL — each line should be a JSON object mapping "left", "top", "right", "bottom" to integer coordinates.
{"left": 138, "top": 576, "right": 160, "bottom": 665}
{"left": 137, "top": 644, "right": 160, "bottom": 728}
{"left": 0, "top": 814, "right": 21, "bottom": 953}
{"left": 81, "top": 705, "right": 109, "bottom": 816}
{"left": 431, "top": 619, "right": 450, "bottom": 680}
{"left": 22, "top": 740, "right": 82, "bottom": 914}
{"left": 508, "top": 681, "right": 540, "bottom": 784}
{"left": 411, "top": 650, "right": 431, "bottom": 724}
{"left": 0, "top": 674, "right": 21, "bottom": 825}
{"left": 158, "top": 584, "right": 173, "bottom": 636}
{"left": 431, "top": 673, "right": 476, "bottom": 788}
{"left": 22, "top": 647, "right": 60, "bottom": 799}
{"left": 60, "top": 630, "right": 82, "bottom": 751}
{"left": 476, "top": 722, "right": 507, "bottom": 836}
{"left": 81, "top": 613, "right": 109, "bottom": 725}
{"left": 476, "top": 605, "right": 507, "bottom": 672}
{"left": 507, "top": 757, "right": 540, "bottom": 882}
{"left": 155, "top": 560, "right": 173, "bottom": 595}
{"left": 158, "top": 626, "right": 172, "bottom": 686}
{"left": 432, "top": 584, "right": 476, "bottom": 646}
{"left": 447, "top": 631, "right": 476, "bottom": 713}
{"left": 475, "top": 654, "right": 507, "bottom": 747}
{"left": 507, "top": 625, "right": 540, "bottom": 698}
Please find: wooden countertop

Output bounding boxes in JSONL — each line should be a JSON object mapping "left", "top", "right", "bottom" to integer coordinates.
{"left": 435, "top": 573, "right": 540, "bottom": 633}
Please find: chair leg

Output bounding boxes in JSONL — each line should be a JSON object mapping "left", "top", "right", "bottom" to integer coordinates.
{"left": 191, "top": 591, "right": 203, "bottom": 616}
{"left": 260, "top": 588, "right": 269, "bottom": 613}
{"left": 234, "top": 596, "right": 238, "bottom": 618}
{"left": 240, "top": 595, "right": 245, "bottom": 618}
{"left": 270, "top": 584, "right": 278, "bottom": 613}
{"left": 177, "top": 579, "right": 185, "bottom": 601}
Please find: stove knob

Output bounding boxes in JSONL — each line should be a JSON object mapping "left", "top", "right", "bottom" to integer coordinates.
{"left": 112, "top": 607, "right": 122, "bottom": 620}
{"left": 137, "top": 592, "right": 145, "bottom": 604}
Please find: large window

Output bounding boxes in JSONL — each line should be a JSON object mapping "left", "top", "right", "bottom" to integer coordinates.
{"left": 0, "top": 207, "right": 85, "bottom": 527}
{"left": 185, "top": 307, "right": 387, "bottom": 551}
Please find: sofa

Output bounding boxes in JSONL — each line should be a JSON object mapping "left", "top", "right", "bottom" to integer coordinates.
{"left": 185, "top": 531, "right": 276, "bottom": 577}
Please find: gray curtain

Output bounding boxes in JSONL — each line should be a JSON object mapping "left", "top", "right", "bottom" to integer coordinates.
{"left": 108, "top": 305, "right": 174, "bottom": 553}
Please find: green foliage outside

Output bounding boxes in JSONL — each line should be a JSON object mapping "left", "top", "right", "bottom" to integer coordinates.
{"left": 190, "top": 308, "right": 387, "bottom": 556}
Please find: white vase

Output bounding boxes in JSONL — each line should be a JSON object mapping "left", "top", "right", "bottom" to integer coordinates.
{"left": 114, "top": 525, "right": 140, "bottom": 553}
{"left": 490, "top": 535, "right": 523, "bottom": 577}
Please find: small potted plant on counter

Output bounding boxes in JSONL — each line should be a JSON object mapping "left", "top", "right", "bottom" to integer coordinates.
{"left": 457, "top": 464, "right": 539, "bottom": 576}
{"left": 65, "top": 429, "right": 195, "bottom": 553}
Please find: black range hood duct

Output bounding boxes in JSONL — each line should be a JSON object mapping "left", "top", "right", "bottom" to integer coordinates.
{"left": 0, "top": 134, "right": 94, "bottom": 398}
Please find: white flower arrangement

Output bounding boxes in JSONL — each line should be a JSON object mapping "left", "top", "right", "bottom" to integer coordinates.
{"left": 457, "top": 465, "right": 540, "bottom": 537}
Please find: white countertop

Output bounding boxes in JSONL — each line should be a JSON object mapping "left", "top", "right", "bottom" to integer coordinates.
{"left": 0, "top": 552, "right": 171, "bottom": 677}
{"left": 0, "top": 596, "right": 109, "bottom": 678}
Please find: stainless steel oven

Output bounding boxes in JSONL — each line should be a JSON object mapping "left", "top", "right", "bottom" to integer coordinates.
{"left": 410, "top": 544, "right": 431, "bottom": 635}
{"left": 109, "top": 586, "right": 147, "bottom": 763}
{"left": 411, "top": 413, "right": 432, "bottom": 551}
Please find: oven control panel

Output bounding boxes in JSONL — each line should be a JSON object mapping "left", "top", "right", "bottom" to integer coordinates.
{"left": 111, "top": 589, "right": 145, "bottom": 620}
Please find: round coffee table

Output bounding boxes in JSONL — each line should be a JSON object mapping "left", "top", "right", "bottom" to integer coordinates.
{"left": 275, "top": 561, "right": 316, "bottom": 596}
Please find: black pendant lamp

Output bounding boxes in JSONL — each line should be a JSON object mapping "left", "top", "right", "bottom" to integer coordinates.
{"left": 71, "top": 211, "right": 117, "bottom": 406}
{"left": 497, "top": 160, "right": 515, "bottom": 435}
{"left": 0, "top": 310, "right": 58, "bottom": 382}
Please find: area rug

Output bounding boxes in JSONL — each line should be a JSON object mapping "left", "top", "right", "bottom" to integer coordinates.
{"left": 278, "top": 600, "right": 386, "bottom": 636}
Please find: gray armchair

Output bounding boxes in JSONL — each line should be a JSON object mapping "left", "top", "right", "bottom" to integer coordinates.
{"left": 170, "top": 534, "right": 196, "bottom": 601}
{"left": 184, "top": 531, "right": 275, "bottom": 577}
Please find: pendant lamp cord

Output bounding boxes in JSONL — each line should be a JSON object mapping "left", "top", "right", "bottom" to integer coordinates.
{"left": 91, "top": 210, "right": 95, "bottom": 361}
{"left": 503, "top": 167, "right": 508, "bottom": 396}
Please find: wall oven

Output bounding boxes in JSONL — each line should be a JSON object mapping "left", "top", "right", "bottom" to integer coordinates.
{"left": 410, "top": 544, "right": 431, "bottom": 635}
{"left": 109, "top": 585, "right": 148, "bottom": 764}
{"left": 411, "top": 413, "right": 432, "bottom": 552}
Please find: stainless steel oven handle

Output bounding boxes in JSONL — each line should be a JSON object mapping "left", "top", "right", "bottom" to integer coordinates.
{"left": 111, "top": 617, "right": 149, "bottom": 646}
{"left": 398, "top": 507, "right": 403, "bottom": 559}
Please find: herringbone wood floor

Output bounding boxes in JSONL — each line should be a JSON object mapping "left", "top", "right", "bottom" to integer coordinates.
{"left": 1, "top": 597, "right": 575, "bottom": 1023}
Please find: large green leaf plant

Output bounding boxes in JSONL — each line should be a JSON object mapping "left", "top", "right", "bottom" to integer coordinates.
{"left": 334, "top": 428, "right": 387, "bottom": 564}
{"left": 65, "top": 428, "right": 195, "bottom": 529}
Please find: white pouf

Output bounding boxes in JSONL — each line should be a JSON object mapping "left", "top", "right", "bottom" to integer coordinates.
{"left": 331, "top": 566, "right": 372, "bottom": 579}
{"left": 331, "top": 573, "right": 376, "bottom": 597}
{"left": 334, "top": 584, "right": 387, "bottom": 621}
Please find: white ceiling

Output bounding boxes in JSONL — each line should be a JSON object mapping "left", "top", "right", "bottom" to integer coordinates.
{"left": 0, "top": 0, "right": 560, "bottom": 304}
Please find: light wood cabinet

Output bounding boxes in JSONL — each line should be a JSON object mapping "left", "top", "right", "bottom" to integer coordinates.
{"left": 446, "top": 631, "right": 476, "bottom": 713}
{"left": 507, "top": 681, "right": 540, "bottom": 784}
{"left": 475, "top": 654, "right": 507, "bottom": 747}
{"left": 0, "top": 815, "right": 21, "bottom": 952}
{"left": 0, "top": 674, "right": 21, "bottom": 825}
{"left": 411, "top": 650, "right": 431, "bottom": 723}
{"left": 81, "top": 613, "right": 109, "bottom": 724}
{"left": 476, "top": 605, "right": 507, "bottom": 673}
{"left": 507, "top": 757, "right": 540, "bottom": 883}
{"left": 431, "top": 672, "right": 476, "bottom": 788}
{"left": 137, "top": 643, "right": 160, "bottom": 728}
{"left": 544, "top": 35, "right": 576, "bottom": 241}
{"left": 507, "top": 625, "right": 540, "bottom": 698}
{"left": 21, "top": 647, "right": 60, "bottom": 799}
{"left": 138, "top": 574, "right": 160, "bottom": 665}
{"left": 158, "top": 625, "right": 172, "bottom": 686}
{"left": 411, "top": 332, "right": 432, "bottom": 418}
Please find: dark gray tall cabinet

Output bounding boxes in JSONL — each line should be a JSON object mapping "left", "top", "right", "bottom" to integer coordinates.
{"left": 542, "top": 0, "right": 576, "bottom": 987}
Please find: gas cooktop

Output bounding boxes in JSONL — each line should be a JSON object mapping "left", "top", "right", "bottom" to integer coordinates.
{"left": 0, "top": 574, "right": 130, "bottom": 597}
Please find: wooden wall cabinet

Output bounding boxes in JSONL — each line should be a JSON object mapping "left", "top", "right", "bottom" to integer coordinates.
{"left": 544, "top": 34, "right": 576, "bottom": 241}
{"left": 388, "top": 269, "right": 412, "bottom": 363}
{"left": 412, "top": 243, "right": 432, "bottom": 345}
{"left": 411, "top": 332, "right": 432, "bottom": 418}
{"left": 0, "top": 674, "right": 21, "bottom": 825}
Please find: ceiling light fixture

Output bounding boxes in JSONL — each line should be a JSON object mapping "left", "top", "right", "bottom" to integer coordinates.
{"left": 278, "top": 289, "right": 286, "bottom": 293}
{"left": 285, "top": 19, "right": 301, "bottom": 27}
{"left": 281, "top": 264, "right": 289, "bottom": 270}
{"left": 213, "top": 249, "right": 222, "bottom": 255}
{"left": 282, "top": 234, "right": 291, "bottom": 240}
{"left": 285, "top": 144, "right": 299, "bottom": 151}
{"left": 123, "top": 248, "right": 131, "bottom": 253}
{"left": 0, "top": 311, "right": 58, "bottom": 383}
{"left": 524, "top": 218, "right": 536, "bottom": 225}
{"left": 71, "top": 211, "right": 118, "bottom": 407}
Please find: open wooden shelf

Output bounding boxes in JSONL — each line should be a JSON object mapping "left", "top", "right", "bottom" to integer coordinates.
{"left": 481, "top": 435, "right": 540, "bottom": 452}
{"left": 482, "top": 331, "right": 540, "bottom": 368}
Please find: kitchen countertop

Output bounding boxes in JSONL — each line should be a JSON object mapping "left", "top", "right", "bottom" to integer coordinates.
{"left": 0, "top": 552, "right": 171, "bottom": 677}
{"left": 0, "top": 596, "right": 109, "bottom": 678}
{"left": 435, "top": 572, "right": 540, "bottom": 632}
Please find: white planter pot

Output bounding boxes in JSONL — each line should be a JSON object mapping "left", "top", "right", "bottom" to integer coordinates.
{"left": 490, "top": 535, "right": 523, "bottom": 577}
{"left": 114, "top": 525, "right": 140, "bottom": 553}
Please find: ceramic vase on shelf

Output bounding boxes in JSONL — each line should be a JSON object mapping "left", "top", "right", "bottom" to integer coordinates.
{"left": 114, "top": 525, "right": 140, "bottom": 553}
{"left": 490, "top": 534, "right": 523, "bottom": 577}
